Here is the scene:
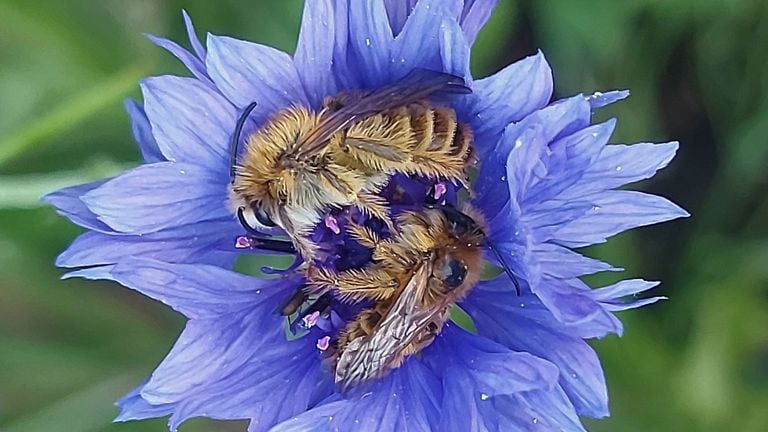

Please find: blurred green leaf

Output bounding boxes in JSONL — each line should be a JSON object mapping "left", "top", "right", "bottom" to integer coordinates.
{"left": 2, "top": 373, "right": 138, "bottom": 432}
{"left": 0, "top": 66, "right": 145, "bottom": 167}
{"left": 0, "top": 160, "right": 127, "bottom": 209}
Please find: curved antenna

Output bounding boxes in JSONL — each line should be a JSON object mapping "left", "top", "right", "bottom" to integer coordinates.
{"left": 229, "top": 102, "right": 259, "bottom": 184}
{"left": 430, "top": 199, "right": 523, "bottom": 296}
{"left": 485, "top": 239, "right": 522, "bottom": 296}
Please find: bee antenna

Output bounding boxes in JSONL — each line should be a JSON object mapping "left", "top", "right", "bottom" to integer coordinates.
{"left": 485, "top": 239, "right": 522, "bottom": 296}
{"left": 230, "top": 102, "right": 259, "bottom": 184}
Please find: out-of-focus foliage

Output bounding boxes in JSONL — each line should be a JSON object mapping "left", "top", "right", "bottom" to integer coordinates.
{"left": 0, "top": 1, "right": 765, "bottom": 431}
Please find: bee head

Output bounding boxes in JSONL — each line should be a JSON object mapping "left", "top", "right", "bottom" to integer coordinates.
{"left": 434, "top": 202, "right": 523, "bottom": 296}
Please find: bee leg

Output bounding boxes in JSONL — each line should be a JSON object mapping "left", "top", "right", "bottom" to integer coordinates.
{"left": 354, "top": 193, "right": 395, "bottom": 232}
{"left": 347, "top": 223, "right": 381, "bottom": 249}
{"left": 310, "top": 266, "right": 398, "bottom": 303}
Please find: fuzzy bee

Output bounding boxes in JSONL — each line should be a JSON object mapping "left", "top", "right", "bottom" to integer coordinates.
{"left": 309, "top": 203, "right": 506, "bottom": 389}
{"left": 229, "top": 70, "right": 473, "bottom": 257}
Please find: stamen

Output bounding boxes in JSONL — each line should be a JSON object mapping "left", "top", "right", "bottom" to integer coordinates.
{"left": 325, "top": 214, "right": 341, "bottom": 234}
{"left": 433, "top": 182, "right": 447, "bottom": 200}
{"left": 235, "top": 236, "right": 253, "bottom": 249}
{"left": 302, "top": 311, "right": 321, "bottom": 328}
{"left": 316, "top": 335, "right": 331, "bottom": 351}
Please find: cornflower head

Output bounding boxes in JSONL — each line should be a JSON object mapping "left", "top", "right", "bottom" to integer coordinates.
{"left": 45, "top": 1, "right": 687, "bottom": 431}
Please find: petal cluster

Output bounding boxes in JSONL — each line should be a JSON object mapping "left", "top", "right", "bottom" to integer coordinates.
{"left": 45, "top": 1, "right": 686, "bottom": 431}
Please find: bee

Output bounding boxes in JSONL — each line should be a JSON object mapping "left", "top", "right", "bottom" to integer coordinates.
{"left": 309, "top": 203, "right": 508, "bottom": 389}
{"left": 229, "top": 70, "right": 473, "bottom": 257}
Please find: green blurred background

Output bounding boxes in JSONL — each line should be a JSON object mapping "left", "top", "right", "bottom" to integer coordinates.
{"left": 1, "top": 0, "right": 766, "bottom": 431}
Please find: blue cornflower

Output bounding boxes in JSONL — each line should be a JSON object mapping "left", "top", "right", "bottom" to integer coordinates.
{"left": 45, "top": 1, "right": 688, "bottom": 431}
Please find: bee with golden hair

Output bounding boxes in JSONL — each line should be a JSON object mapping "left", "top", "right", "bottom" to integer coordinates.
{"left": 309, "top": 202, "right": 503, "bottom": 389}
{"left": 229, "top": 70, "right": 473, "bottom": 257}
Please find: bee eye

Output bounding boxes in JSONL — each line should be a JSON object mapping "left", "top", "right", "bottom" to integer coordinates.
{"left": 442, "top": 259, "right": 467, "bottom": 290}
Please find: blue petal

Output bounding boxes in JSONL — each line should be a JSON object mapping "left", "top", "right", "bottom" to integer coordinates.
{"left": 533, "top": 243, "right": 619, "bottom": 279}
{"left": 528, "top": 119, "right": 617, "bottom": 205}
{"left": 436, "top": 368, "right": 495, "bottom": 432}
{"left": 41, "top": 180, "right": 114, "bottom": 233}
{"left": 390, "top": 0, "right": 461, "bottom": 77}
{"left": 294, "top": 0, "right": 338, "bottom": 107}
{"left": 563, "top": 141, "right": 680, "bottom": 197}
{"left": 439, "top": 17, "right": 471, "bottom": 78}
{"left": 462, "top": 51, "right": 553, "bottom": 145}
{"left": 382, "top": 0, "right": 418, "bottom": 36}
{"left": 586, "top": 89, "right": 629, "bottom": 109}
{"left": 505, "top": 95, "right": 592, "bottom": 154}
{"left": 144, "top": 311, "right": 276, "bottom": 405}
{"left": 501, "top": 387, "right": 587, "bottom": 431}
{"left": 114, "top": 291, "right": 332, "bottom": 430}
{"left": 271, "top": 360, "right": 441, "bottom": 432}
{"left": 522, "top": 200, "right": 593, "bottom": 244}
{"left": 465, "top": 282, "right": 610, "bottom": 418}
{"left": 81, "top": 162, "right": 230, "bottom": 234}
{"left": 532, "top": 277, "right": 623, "bottom": 337}
{"left": 141, "top": 76, "right": 235, "bottom": 168}
{"left": 170, "top": 335, "right": 331, "bottom": 431}
{"left": 327, "top": 0, "right": 358, "bottom": 90}
{"left": 459, "top": 0, "right": 499, "bottom": 46}
{"left": 56, "top": 219, "right": 239, "bottom": 269}
{"left": 66, "top": 259, "right": 283, "bottom": 319}
{"left": 429, "top": 327, "right": 583, "bottom": 432}
{"left": 99, "top": 268, "right": 330, "bottom": 429}
{"left": 124, "top": 99, "right": 164, "bottom": 163}
{"left": 182, "top": 10, "right": 206, "bottom": 60}
{"left": 429, "top": 325, "right": 559, "bottom": 396}
{"left": 146, "top": 34, "right": 212, "bottom": 84}
{"left": 206, "top": 35, "right": 308, "bottom": 112}
{"left": 551, "top": 190, "right": 690, "bottom": 248}
{"left": 115, "top": 383, "right": 174, "bottom": 422}
{"left": 347, "top": 0, "right": 394, "bottom": 87}
{"left": 591, "top": 279, "right": 665, "bottom": 312}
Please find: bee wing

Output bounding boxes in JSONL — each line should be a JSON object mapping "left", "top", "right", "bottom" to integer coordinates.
{"left": 335, "top": 262, "right": 450, "bottom": 389}
{"left": 294, "top": 69, "right": 471, "bottom": 159}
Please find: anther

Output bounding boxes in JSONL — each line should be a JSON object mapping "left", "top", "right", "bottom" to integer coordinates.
{"left": 325, "top": 214, "right": 341, "bottom": 235}
{"left": 317, "top": 336, "right": 331, "bottom": 351}
{"left": 302, "top": 311, "right": 321, "bottom": 329}
{"left": 235, "top": 236, "right": 253, "bottom": 249}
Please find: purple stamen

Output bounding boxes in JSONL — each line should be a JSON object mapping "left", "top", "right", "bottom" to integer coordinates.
{"left": 325, "top": 214, "right": 341, "bottom": 234}
{"left": 235, "top": 236, "right": 253, "bottom": 249}
{"left": 302, "top": 311, "right": 321, "bottom": 328}
{"left": 316, "top": 335, "right": 331, "bottom": 351}
{"left": 433, "top": 182, "right": 447, "bottom": 200}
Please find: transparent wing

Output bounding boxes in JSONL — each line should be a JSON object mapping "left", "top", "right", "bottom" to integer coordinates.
{"left": 334, "top": 263, "right": 450, "bottom": 389}
{"left": 294, "top": 69, "right": 471, "bottom": 159}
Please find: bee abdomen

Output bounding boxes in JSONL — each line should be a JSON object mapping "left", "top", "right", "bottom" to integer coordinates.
{"left": 405, "top": 105, "right": 473, "bottom": 182}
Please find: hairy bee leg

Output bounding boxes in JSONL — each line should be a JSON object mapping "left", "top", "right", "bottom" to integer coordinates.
{"left": 346, "top": 223, "right": 381, "bottom": 249}
{"left": 309, "top": 267, "right": 398, "bottom": 303}
{"left": 354, "top": 193, "right": 395, "bottom": 231}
